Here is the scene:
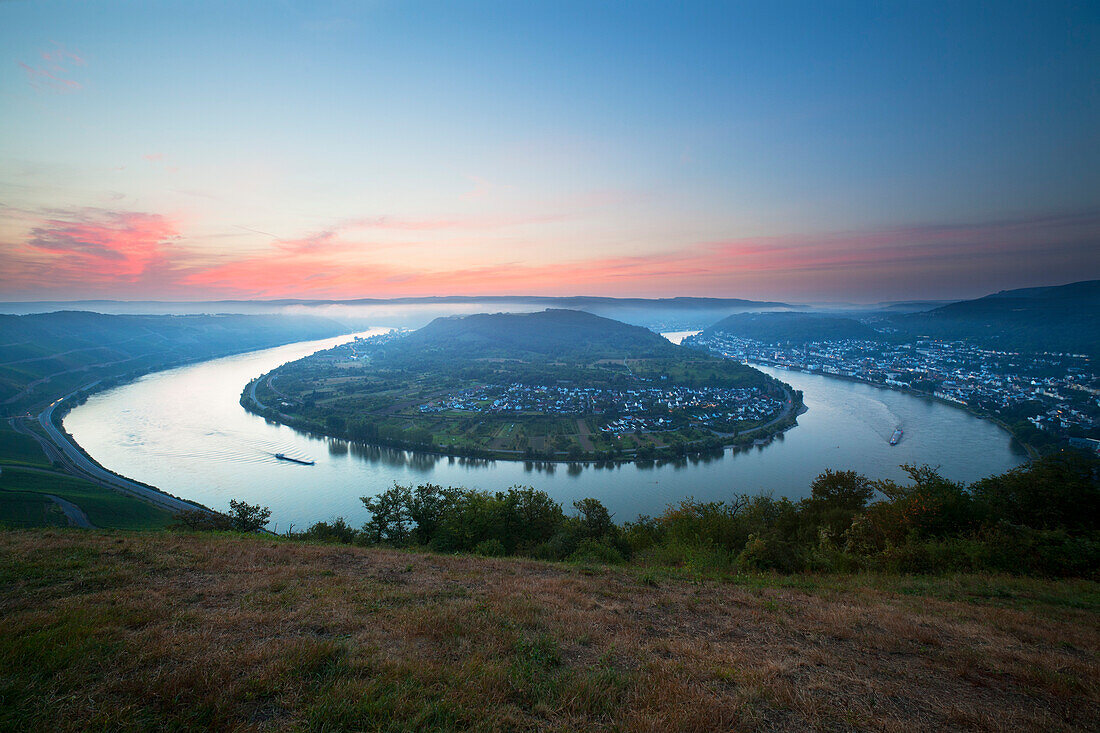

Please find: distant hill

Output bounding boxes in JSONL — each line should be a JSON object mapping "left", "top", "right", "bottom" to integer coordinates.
{"left": 897, "top": 280, "right": 1100, "bottom": 354}
{"left": 875, "top": 300, "right": 955, "bottom": 312}
{"left": 0, "top": 312, "right": 354, "bottom": 413}
{"left": 0, "top": 295, "right": 797, "bottom": 315}
{"left": 702, "top": 312, "right": 882, "bottom": 344}
{"left": 396, "top": 309, "right": 680, "bottom": 361}
{"left": 0, "top": 295, "right": 800, "bottom": 334}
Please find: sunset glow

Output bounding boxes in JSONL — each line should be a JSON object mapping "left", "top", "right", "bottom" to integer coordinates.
{"left": 2, "top": 2, "right": 1097, "bottom": 303}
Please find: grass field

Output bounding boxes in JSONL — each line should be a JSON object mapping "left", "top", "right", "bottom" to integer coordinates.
{"left": 1, "top": 530, "right": 1096, "bottom": 731}
{"left": 0, "top": 421, "right": 52, "bottom": 468}
{"left": 0, "top": 490, "right": 69, "bottom": 528}
{"left": 0, "top": 467, "right": 174, "bottom": 530}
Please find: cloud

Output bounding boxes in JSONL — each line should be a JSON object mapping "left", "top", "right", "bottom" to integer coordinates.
{"left": 181, "top": 209, "right": 1100, "bottom": 300}
{"left": 41, "top": 43, "right": 85, "bottom": 67}
{"left": 14, "top": 209, "right": 181, "bottom": 286}
{"left": 19, "top": 43, "right": 85, "bottom": 93}
{"left": 4, "top": 207, "right": 1097, "bottom": 301}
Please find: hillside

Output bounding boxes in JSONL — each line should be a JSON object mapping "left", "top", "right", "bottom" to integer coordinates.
{"left": 0, "top": 311, "right": 355, "bottom": 413}
{"left": 399, "top": 309, "right": 681, "bottom": 360}
{"left": 1, "top": 529, "right": 1096, "bottom": 731}
{"left": 897, "top": 280, "right": 1100, "bottom": 354}
{"left": 703, "top": 312, "right": 882, "bottom": 343}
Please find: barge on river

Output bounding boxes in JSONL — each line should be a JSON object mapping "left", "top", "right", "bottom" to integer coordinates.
{"left": 275, "top": 453, "right": 315, "bottom": 465}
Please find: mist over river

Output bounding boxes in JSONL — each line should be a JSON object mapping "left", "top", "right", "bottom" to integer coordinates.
{"left": 64, "top": 330, "right": 1028, "bottom": 529}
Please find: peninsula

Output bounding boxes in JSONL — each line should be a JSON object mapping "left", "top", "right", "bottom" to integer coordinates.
{"left": 243, "top": 310, "right": 802, "bottom": 461}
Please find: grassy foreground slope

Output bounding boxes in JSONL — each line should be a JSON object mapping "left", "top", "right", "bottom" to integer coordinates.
{"left": 2, "top": 529, "right": 1097, "bottom": 732}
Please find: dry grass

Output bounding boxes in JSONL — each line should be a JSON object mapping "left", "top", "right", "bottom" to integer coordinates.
{"left": 0, "top": 530, "right": 1097, "bottom": 732}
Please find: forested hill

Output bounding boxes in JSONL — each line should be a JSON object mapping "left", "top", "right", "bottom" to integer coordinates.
{"left": 395, "top": 309, "right": 682, "bottom": 361}
{"left": 897, "top": 279, "right": 1100, "bottom": 354}
{"left": 0, "top": 311, "right": 354, "bottom": 413}
{"left": 702, "top": 312, "right": 881, "bottom": 344}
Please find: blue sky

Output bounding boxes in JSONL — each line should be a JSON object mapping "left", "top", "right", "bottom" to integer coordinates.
{"left": 1, "top": 0, "right": 1097, "bottom": 301}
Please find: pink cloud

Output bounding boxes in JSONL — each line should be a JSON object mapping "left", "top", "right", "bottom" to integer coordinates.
{"left": 42, "top": 45, "right": 85, "bottom": 66}
{"left": 13, "top": 209, "right": 182, "bottom": 287}
{"left": 19, "top": 43, "right": 85, "bottom": 93}
{"left": 176, "top": 210, "right": 1098, "bottom": 300}
{"left": 4, "top": 208, "right": 1097, "bottom": 301}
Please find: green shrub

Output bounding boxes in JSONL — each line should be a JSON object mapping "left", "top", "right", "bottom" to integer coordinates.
{"left": 473, "top": 538, "right": 507, "bottom": 557}
{"left": 301, "top": 517, "right": 360, "bottom": 544}
{"left": 340, "top": 456, "right": 1099, "bottom": 579}
{"left": 568, "top": 539, "right": 625, "bottom": 565}
{"left": 736, "top": 533, "right": 802, "bottom": 573}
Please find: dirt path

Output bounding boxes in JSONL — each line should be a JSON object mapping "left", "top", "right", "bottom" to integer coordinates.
{"left": 575, "top": 418, "right": 595, "bottom": 451}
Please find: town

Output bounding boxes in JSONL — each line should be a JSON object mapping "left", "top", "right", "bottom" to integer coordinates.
{"left": 419, "top": 382, "right": 784, "bottom": 434}
{"left": 685, "top": 332, "right": 1100, "bottom": 450}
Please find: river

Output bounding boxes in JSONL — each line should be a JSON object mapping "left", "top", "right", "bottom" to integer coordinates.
{"left": 64, "top": 330, "right": 1028, "bottom": 529}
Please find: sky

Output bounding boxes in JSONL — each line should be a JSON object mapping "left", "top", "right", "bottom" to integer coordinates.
{"left": 1, "top": 0, "right": 1098, "bottom": 303}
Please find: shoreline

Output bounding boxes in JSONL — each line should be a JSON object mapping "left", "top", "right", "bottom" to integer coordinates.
{"left": 239, "top": 372, "right": 807, "bottom": 466}
{"left": 746, "top": 359, "right": 1039, "bottom": 458}
{"left": 8, "top": 330, "right": 367, "bottom": 517}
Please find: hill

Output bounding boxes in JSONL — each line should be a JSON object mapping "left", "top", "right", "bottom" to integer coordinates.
{"left": 399, "top": 309, "right": 681, "bottom": 361}
{"left": 702, "top": 312, "right": 882, "bottom": 344}
{"left": 1, "top": 529, "right": 1096, "bottom": 731}
{"left": 0, "top": 311, "right": 355, "bottom": 414}
{"left": 0, "top": 294, "right": 796, "bottom": 316}
{"left": 898, "top": 280, "right": 1100, "bottom": 354}
{"left": 247, "top": 310, "right": 792, "bottom": 461}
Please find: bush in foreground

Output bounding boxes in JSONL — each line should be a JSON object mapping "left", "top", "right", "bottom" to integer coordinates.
{"left": 181, "top": 452, "right": 1099, "bottom": 577}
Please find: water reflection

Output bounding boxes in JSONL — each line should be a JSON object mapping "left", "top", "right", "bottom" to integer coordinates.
{"left": 64, "top": 333, "right": 1028, "bottom": 528}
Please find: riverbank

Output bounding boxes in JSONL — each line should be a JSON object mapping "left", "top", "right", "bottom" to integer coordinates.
{"left": 747, "top": 359, "right": 1040, "bottom": 458}
{"left": 0, "top": 329, "right": 383, "bottom": 531}
{"left": 0, "top": 419, "right": 175, "bottom": 530}
{"left": 239, "top": 373, "right": 807, "bottom": 465}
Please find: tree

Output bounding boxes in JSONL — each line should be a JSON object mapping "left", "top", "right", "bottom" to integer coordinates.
{"left": 970, "top": 452, "right": 1099, "bottom": 532}
{"left": 808, "top": 469, "right": 874, "bottom": 511}
{"left": 573, "top": 498, "right": 615, "bottom": 540}
{"left": 361, "top": 484, "right": 412, "bottom": 545}
{"left": 872, "top": 464, "right": 974, "bottom": 539}
{"left": 407, "top": 483, "right": 460, "bottom": 546}
{"left": 227, "top": 499, "right": 272, "bottom": 532}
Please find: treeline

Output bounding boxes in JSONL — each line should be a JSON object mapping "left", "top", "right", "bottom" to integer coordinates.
{"left": 277, "top": 452, "right": 1099, "bottom": 577}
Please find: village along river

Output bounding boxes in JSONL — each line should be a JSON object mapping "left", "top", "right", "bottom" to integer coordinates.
{"left": 64, "top": 329, "right": 1028, "bottom": 529}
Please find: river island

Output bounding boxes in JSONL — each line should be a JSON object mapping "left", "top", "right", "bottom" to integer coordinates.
{"left": 241, "top": 309, "right": 804, "bottom": 462}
